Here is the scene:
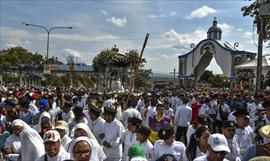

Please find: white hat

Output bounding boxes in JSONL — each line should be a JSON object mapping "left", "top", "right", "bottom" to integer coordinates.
{"left": 208, "top": 133, "right": 230, "bottom": 153}
{"left": 43, "top": 130, "right": 61, "bottom": 143}
{"left": 259, "top": 125, "right": 270, "bottom": 139}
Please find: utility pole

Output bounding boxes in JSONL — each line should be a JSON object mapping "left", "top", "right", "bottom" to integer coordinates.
{"left": 255, "top": 0, "right": 269, "bottom": 94}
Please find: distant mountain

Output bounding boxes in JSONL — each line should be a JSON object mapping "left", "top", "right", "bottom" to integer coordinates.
{"left": 153, "top": 72, "right": 174, "bottom": 78}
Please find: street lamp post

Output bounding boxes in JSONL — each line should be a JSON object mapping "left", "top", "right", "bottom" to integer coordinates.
{"left": 22, "top": 22, "right": 73, "bottom": 61}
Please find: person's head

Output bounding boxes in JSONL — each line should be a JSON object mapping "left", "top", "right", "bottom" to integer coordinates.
{"left": 207, "top": 134, "right": 230, "bottom": 161}
{"left": 156, "top": 103, "right": 165, "bottom": 117}
{"left": 11, "top": 120, "right": 24, "bottom": 136}
{"left": 136, "top": 125, "right": 151, "bottom": 143}
{"left": 262, "top": 101, "right": 270, "bottom": 119}
{"left": 158, "top": 125, "right": 175, "bottom": 145}
{"left": 186, "top": 127, "right": 210, "bottom": 161}
{"left": 234, "top": 109, "right": 250, "bottom": 129}
{"left": 221, "top": 121, "right": 236, "bottom": 139}
{"left": 55, "top": 120, "right": 69, "bottom": 138}
{"left": 88, "top": 103, "right": 101, "bottom": 121}
{"left": 73, "top": 106, "right": 84, "bottom": 119}
{"left": 182, "top": 96, "right": 189, "bottom": 104}
{"left": 70, "top": 136, "right": 92, "bottom": 161}
{"left": 43, "top": 130, "right": 61, "bottom": 157}
{"left": 104, "top": 105, "right": 117, "bottom": 122}
{"left": 63, "top": 102, "right": 72, "bottom": 113}
{"left": 193, "top": 114, "right": 208, "bottom": 128}
{"left": 217, "top": 95, "right": 224, "bottom": 104}
{"left": 127, "top": 117, "right": 142, "bottom": 132}
{"left": 19, "top": 97, "right": 30, "bottom": 113}
{"left": 73, "top": 123, "right": 96, "bottom": 140}
{"left": 128, "top": 144, "right": 145, "bottom": 160}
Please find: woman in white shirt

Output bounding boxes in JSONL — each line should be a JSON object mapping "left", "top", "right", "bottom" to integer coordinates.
{"left": 3, "top": 120, "right": 23, "bottom": 161}
{"left": 185, "top": 127, "right": 211, "bottom": 161}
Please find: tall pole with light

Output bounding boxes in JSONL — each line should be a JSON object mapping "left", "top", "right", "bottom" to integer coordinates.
{"left": 22, "top": 22, "right": 73, "bottom": 62}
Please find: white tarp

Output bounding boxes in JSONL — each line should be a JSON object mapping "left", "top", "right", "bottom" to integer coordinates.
{"left": 235, "top": 54, "right": 270, "bottom": 70}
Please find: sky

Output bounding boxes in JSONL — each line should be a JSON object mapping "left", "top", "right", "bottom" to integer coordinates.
{"left": 1, "top": 0, "right": 269, "bottom": 74}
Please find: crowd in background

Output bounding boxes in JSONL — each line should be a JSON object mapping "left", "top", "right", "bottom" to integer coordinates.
{"left": 0, "top": 85, "right": 269, "bottom": 161}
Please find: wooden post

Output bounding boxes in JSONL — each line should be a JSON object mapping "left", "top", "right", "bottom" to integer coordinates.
{"left": 124, "top": 33, "right": 149, "bottom": 109}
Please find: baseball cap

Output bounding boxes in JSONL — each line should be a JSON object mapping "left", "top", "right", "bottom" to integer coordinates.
{"left": 158, "top": 125, "right": 174, "bottom": 140}
{"left": 43, "top": 130, "right": 61, "bottom": 143}
{"left": 208, "top": 133, "right": 230, "bottom": 153}
{"left": 222, "top": 121, "right": 236, "bottom": 129}
{"left": 128, "top": 144, "right": 145, "bottom": 159}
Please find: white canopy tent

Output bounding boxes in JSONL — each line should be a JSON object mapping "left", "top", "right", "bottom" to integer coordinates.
{"left": 235, "top": 54, "right": 270, "bottom": 75}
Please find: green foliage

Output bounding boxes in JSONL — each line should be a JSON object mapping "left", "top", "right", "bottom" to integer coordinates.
{"left": 200, "top": 70, "right": 229, "bottom": 87}
{"left": 241, "top": 1, "right": 270, "bottom": 39}
{"left": 92, "top": 47, "right": 152, "bottom": 89}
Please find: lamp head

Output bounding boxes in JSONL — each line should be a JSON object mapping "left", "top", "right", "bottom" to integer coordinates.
{"left": 22, "top": 22, "right": 29, "bottom": 26}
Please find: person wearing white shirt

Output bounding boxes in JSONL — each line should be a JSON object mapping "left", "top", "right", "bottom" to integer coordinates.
{"left": 54, "top": 120, "right": 72, "bottom": 151}
{"left": 120, "top": 117, "right": 141, "bottom": 161}
{"left": 87, "top": 103, "right": 105, "bottom": 144}
{"left": 145, "top": 98, "right": 158, "bottom": 126}
{"left": 35, "top": 130, "right": 70, "bottom": 161}
{"left": 185, "top": 127, "right": 210, "bottom": 161}
{"left": 120, "top": 106, "right": 142, "bottom": 129}
{"left": 198, "top": 99, "right": 210, "bottom": 116}
{"left": 216, "top": 96, "right": 231, "bottom": 133}
{"left": 186, "top": 114, "right": 208, "bottom": 146}
{"left": 136, "top": 125, "right": 155, "bottom": 161}
{"left": 233, "top": 109, "right": 254, "bottom": 158}
{"left": 3, "top": 120, "right": 23, "bottom": 161}
{"left": 221, "top": 121, "right": 241, "bottom": 161}
{"left": 99, "top": 105, "right": 125, "bottom": 161}
{"left": 153, "top": 125, "right": 187, "bottom": 161}
{"left": 174, "top": 97, "right": 192, "bottom": 145}
{"left": 61, "top": 102, "right": 75, "bottom": 124}
{"left": 194, "top": 134, "right": 230, "bottom": 161}
{"left": 247, "top": 97, "right": 264, "bottom": 127}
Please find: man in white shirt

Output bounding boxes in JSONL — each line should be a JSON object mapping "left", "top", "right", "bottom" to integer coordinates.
{"left": 216, "top": 96, "right": 231, "bottom": 133}
{"left": 153, "top": 125, "right": 187, "bottom": 161}
{"left": 61, "top": 102, "right": 75, "bottom": 125}
{"left": 247, "top": 96, "right": 264, "bottom": 127}
{"left": 233, "top": 109, "right": 254, "bottom": 158}
{"left": 54, "top": 120, "right": 72, "bottom": 151}
{"left": 120, "top": 103, "right": 142, "bottom": 129}
{"left": 174, "top": 97, "right": 192, "bottom": 145}
{"left": 87, "top": 103, "right": 105, "bottom": 144}
{"left": 221, "top": 121, "right": 241, "bottom": 161}
{"left": 99, "top": 104, "right": 125, "bottom": 161}
{"left": 194, "top": 133, "right": 231, "bottom": 161}
{"left": 35, "top": 130, "right": 70, "bottom": 161}
{"left": 136, "top": 125, "right": 155, "bottom": 161}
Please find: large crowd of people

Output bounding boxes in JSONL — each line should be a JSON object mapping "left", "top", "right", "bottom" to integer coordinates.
{"left": 0, "top": 85, "right": 269, "bottom": 161}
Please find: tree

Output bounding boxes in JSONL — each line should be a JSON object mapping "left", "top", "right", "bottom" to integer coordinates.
{"left": 241, "top": 1, "right": 270, "bottom": 39}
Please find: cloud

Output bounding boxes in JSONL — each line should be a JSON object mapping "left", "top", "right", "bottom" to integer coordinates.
{"left": 169, "top": 12, "right": 177, "bottom": 17}
{"left": 186, "top": 5, "right": 218, "bottom": 20}
{"left": 6, "top": 43, "right": 18, "bottom": 48}
{"left": 164, "top": 28, "right": 206, "bottom": 50}
{"left": 106, "top": 16, "right": 127, "bottom": 27}
{"left": 243, "top": 31, "right": 253, "bottom": 39}
{"left": 50, "top": 33, "right": 119, "bottom": 42}
{"left": 148, "top": 14, "right": 166, "bottom": 19}
{"left": 100, "top": 9, "right": 108, "bottom": 16}
{"left": 218, "top": 23, "right": 234, "bottom": 34}
{"left": 62, "top": 48, "right": 83, "bottom": 59}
